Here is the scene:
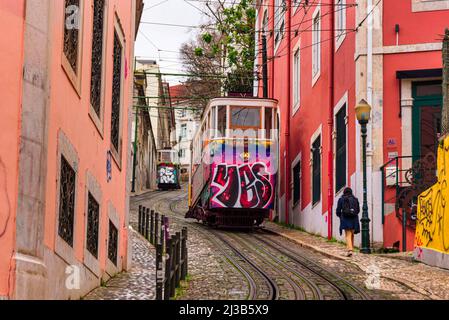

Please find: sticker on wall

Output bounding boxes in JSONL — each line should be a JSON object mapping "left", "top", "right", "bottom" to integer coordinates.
{"left": 106, "top": 151, "right": 112, "bottom": 183}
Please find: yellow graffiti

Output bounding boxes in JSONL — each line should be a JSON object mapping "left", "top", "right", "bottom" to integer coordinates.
{"left": 415, "top": 136, "right": 449, "bottom": 253}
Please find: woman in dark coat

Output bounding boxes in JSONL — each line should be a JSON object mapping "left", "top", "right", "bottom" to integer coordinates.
{"left": 336, "top": 187, "right": 360, "bottom": 256}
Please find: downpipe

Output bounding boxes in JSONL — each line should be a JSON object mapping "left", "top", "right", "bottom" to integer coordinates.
{"left": 327, "top": 0, "right": 335, "bottom": 240}
{"left": 285, "top": 0, "right": 292, "bottom": 225}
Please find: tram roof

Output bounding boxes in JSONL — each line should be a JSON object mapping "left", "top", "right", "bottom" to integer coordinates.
{"left": 202, "top": 96, "right": 278, "bottom": 116}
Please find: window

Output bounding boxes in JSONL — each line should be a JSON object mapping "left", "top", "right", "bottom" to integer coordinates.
{"left": 312, "top": 135, "right": 321, "bottom": 205}
{"left": 274, "top": 0, "right": 286, "bottom": 48}
{"left": 58, "top": 155, "right": 76, "bottom": 247}
{"left": 335, "top": 106, "right": 347, "bottom": 192}
{"left": 110, "top": 24, "right": 125, "bottom": 164}
{"left": 181, "top": 124, "right": 187, "bottom": 139}
{"left": 293, "top": 160, "right": 301, "bottom": 206}
{"left": 180, "top": 149, "right": 186, "bottom": 159}
{"left": 89, "top": 0, "right": 106, "bottom": 128}
{"left": 62, "top": 0, "right": 84, "bottom": 93}
{"left": 86, "top": 192, "right": 100, "bottom": 258}
{"left": 217, "top": 105, "right": 227, "bottom": 137}
{"left": 210, "top": 106, "right": 216, "bottom": 136}
{"left": 335, "top": 0, "right": 346, "bottom": 47}
{"left": 108, "top": 220, "right": 118, "bottom": 266}
{"left": 293, "top": 0, "right": 302, "bottom": 13}
{"left": 312, "top": 9, "right": 321, "bottom": 80}
{"left": 262, "top": 9, "right": 268, "bottom": 34}
{"left": 231, "top": 107, "right": 261, "bottom": 128}
{"left": 265, "top": 107, "right": 273, "bottom": 139}
{"left": 293, "top": 48, "right": 300, "bottom": 109}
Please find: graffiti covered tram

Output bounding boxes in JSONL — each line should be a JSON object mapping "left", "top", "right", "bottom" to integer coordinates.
{"left": 186, "top": 97, "right": 278, "bottom": 227}
{"left": 157, "top": 149, "right": 181, "bottom": 190}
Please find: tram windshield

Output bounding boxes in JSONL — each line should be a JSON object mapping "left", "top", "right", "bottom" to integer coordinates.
{"left": 157, "top": 150, "right": 179, "bottom": 164}
{"left": 230, "top": 107, "right": 261, "bottom": 128}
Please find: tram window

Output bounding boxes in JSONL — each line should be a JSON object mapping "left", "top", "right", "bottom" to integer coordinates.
{"left": 231, "top": 107, "right": 261, "bottom": 128}
{"left": 210, "top": 106, "right": 216, "bottom": 137}
{"left": 265, "top": 107, "right": 273, "bottom": 139}
{"left": 217, "top": 105, "right": 227, "bottom": 137}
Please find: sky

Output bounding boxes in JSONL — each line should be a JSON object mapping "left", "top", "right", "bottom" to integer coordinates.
{"left": 135, "top": 0, "right": 208, "bottom": 85}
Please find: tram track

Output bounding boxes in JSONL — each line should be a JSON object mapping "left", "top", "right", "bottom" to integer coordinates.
{"left": 145, "top": 190, "right": 375, "bottom": 300}
{"left": 156, "top": 192, "right": 280, "bottom": 300}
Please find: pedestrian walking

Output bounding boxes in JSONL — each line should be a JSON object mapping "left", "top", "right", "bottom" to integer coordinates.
{"left": 336, "top": 187, "right": 360, "bottom": 257}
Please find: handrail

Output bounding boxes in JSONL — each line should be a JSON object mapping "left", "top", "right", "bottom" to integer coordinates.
{"left": 379, "top": 155, "right": 415, "bottom": 171}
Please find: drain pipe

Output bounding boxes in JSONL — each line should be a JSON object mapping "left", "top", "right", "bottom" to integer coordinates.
{"left": 285, "top": 0, "right": 292, "bottom": 225}
{"left": 367, "top": 0, "right": 374, "bottom": 246}
{"left": 327, "top": 0, "right": 335, "bottom": 240}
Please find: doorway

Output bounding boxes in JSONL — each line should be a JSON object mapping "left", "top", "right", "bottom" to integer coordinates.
{"left": 412, "top": 81, "right": 442, "bottom": 163}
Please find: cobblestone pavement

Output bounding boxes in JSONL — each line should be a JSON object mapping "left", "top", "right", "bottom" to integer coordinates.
{"left": 82, "top": 191, "right": 160, "bottom": 300}
{"left": 265, "top": 222, "right": 449, "bottom": 300}
{"left": 146, "top": 190, "right": 430, "bottom": 300}
{"left": 151, "top": 191, "right": 250, "bottom": 300}
{"left": 83, "top": 189, "right": 449, "bottom": 300}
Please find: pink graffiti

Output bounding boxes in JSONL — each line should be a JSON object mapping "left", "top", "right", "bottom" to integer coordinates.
{"left": 210, "top": 162, "right": 275, "bottom": 209}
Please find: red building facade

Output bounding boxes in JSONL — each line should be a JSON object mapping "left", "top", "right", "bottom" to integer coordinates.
{"left": 256, "top": 0, "right": 449, "bottom": 250}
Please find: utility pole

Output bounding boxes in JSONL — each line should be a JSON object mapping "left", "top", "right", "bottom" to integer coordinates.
{"left": 262, "top": 34, "right": 268, "bottom": 98}
{"left": 442, "top": 28, "right": 449, "bottom": 136}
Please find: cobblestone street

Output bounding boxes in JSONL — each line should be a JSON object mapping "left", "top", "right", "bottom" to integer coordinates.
{"left": 84, "top": 189, "right": 449, "bottom": 300}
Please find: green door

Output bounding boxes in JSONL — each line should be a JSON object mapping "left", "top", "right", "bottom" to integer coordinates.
{"left": 412, "top": 81, "right": 442, "bottom": 162}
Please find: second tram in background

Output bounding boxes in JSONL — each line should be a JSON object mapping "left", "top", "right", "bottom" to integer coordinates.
{"left": 157, "top": 149, "right": 181, "bottom": 190}
{"left": 186, "top": 97, "right": 278, "bottom": 228}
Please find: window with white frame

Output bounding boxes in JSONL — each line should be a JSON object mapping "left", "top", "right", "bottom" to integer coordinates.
{"left": 262, "top": 9, "right": 268, "bottom": 34}
{"left": 274, "top": 0, "right": 286, "bottom": 48}
{"left": 312, "top": 135, "right": 321, "bottom": 205}
{"left": 312, "top": 9, "right": 321, "bottom": 79}
{"left": 181, "top": 124, "right": 187, "bottom": 139}
{"left": 293, "top": 48, "right": 300, "bottom": 108}
{"left": 293, "top": 0, "right": 302, "bottom": 12}
{"left": 335, "top": 0, "right": 346, "bottom": 46}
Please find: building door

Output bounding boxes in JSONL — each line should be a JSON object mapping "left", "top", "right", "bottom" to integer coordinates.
{"left": 412, "top": 81, "right": 442, "bottom": 163}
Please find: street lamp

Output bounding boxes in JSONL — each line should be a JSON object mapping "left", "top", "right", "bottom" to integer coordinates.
{"left": 355, "top": 99, "right": 372, "bottom": 254}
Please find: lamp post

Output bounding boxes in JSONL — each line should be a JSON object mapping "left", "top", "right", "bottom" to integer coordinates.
{"left": 355, "top": 99, "right": 372, "bottom": 254}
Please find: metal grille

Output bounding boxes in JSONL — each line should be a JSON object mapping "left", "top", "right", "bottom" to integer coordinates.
{"left": 58, "top": 156, "right": 76, "bottom": 247}
{"left": 90, "top": 0, "right": 105, "bottom": 117}
{"left": 108, "top": 220, "right": 118, "bottom": 265}
{"left": 63, "top": 0, "right": 80, "bottom": 74}
{"left": 111, "top": 32, "right": 122, "bottom": 153}
{"left": 86, "top": 192, "right": 100, "bottom": 258}
{"left": 335, "top": 106, "right": 347, "bottom": 192}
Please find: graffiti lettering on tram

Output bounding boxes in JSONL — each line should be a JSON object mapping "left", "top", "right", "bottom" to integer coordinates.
{"left": 159, "top": 166, "right": 177, "bottom": 184}
{"left": 210, "top": 162, "right": 275, "bottom": 209}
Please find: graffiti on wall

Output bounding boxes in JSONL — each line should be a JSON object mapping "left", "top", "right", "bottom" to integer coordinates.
{"left": 415, "top": 136, "right": 449, "bottom": 255}
{"left": 210, "top": 162, "right": 275, "bottom": 209}
{"left": 158, "top": 165, "right": 177, "bottom": 184}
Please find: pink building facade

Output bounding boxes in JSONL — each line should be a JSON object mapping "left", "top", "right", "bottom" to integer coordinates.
{"left": 255, "top": 0, "right": 449, "bottom": 251}
{"left": 0, "top": 0, "right": 143, "bottom": 299}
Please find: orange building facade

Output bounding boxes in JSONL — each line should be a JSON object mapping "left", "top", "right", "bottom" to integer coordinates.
{"left": 0, "top": 0, "right": 143, "bottom": 299}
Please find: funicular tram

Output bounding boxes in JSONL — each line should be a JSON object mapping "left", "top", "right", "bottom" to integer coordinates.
{"left": 157, "top": 149, "right": 181, "bottom": 190}
{"left": 186, "top": 97, "right": 279, "bottom": 228}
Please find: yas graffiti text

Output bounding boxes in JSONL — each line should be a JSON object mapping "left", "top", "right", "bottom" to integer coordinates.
{"left": 211, "top": 162, "right": 274, "bottom": 209}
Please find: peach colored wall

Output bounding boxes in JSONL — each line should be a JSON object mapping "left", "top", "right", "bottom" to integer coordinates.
{"left": 0, "top": 0, "right": 25, "bottom": 298}
{"left": 43, "top": 0, "right": 134, "bottom": 275}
